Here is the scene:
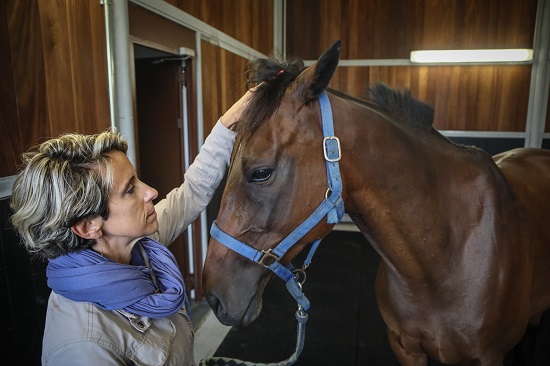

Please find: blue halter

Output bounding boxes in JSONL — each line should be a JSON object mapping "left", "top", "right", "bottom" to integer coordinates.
{"left": 210, "top": 91, "right": 345, "bottom": 311}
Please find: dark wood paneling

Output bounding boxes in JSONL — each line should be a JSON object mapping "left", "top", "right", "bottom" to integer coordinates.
{"left": 201, "top": 40, "right": 248, "bottom": 134}
{"left": 37, "top": 0, "right": 110, "bottom": 137}
{"left": 166, "top": 0, "right": 274, "bottom": 56}
{"left": 4, "top": 0, "right": 49, "bottom": 175}
{"left": 287, "top": 0, "right": 537, "bottom": 60}
{"left": 286, "top": 0, "right": 537, "bottom": 134}
{"left": 89, "top": 1, "right": 111, "bottom": 133}
{"left": 1, "top": 0, "right": 109, "bottom": 177}
{"left": 0, "top": 1, "right": 21, "bottom": 176}
{"left": 330, "top": 64, "right": 532, "bottom": 131}
{"left": 69, "top": 1, "right": 110, "bottom": 134}
{"left": 38, "top": 0, "right": 77, "bottom": 136}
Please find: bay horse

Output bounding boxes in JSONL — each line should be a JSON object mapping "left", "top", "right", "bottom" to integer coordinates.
{"left": 202, "top": 41, "right": 550, "bottom": 365}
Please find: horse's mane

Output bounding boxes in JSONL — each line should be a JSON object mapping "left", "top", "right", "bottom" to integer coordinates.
{"left": 236, "top": 56, "right": 446, "bottom": 143}
{"left": 365, "top": 83, "right": 435, "bottom": 133}
{"left": 331, "top": 85, "right": 456, "bottom": 147}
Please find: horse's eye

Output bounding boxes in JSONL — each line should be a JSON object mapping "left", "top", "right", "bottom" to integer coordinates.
{"left": 250, "top": 168, "right": 273, "bottom": 182}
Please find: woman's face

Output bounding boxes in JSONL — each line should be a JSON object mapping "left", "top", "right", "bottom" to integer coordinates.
{"left": 100, "top": 151, "right": 159, "bottom": 244}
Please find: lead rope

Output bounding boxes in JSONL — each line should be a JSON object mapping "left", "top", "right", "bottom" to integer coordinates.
{"left": 199, "top": 270, "right": 309, "bottom": 366}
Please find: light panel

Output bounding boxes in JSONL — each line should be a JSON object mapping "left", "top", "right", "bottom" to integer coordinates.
{"left": 410, "top": 49, "right": 533, "bottom": 64}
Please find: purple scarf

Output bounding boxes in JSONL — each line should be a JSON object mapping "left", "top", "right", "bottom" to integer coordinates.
{"left": 47, "top": 237, "right": 187, "bottom": 319}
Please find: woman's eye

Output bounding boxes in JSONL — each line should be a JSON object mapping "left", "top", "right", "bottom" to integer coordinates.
{"left": 126, "top": 185, "right": 135, "bottom": 194}
{"left": 250, "top": 168, "right": 272, "bottom": 182}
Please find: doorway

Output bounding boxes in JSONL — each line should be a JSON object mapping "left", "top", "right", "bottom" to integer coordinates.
{"left": 133, "top": 43, "right": 199, "bottom": 298}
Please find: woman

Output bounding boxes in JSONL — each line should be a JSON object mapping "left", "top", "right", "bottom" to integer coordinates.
{"left": 10, "top": 89, "right": 253, "bottom": 366}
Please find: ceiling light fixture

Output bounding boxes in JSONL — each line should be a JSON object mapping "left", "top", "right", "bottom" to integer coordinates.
{"left": 410, "top": 49, "right": 533, "bottom": 64}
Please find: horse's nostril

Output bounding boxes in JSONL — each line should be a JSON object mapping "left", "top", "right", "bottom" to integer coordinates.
{"left": 206, "top": 292, "right": 225, "bottom": 317}
{"left": 206, "top": 292, "right": 240, "bottom": 326}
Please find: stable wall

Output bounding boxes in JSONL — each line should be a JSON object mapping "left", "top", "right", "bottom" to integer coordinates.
{"left": 287, "top": 0, "right": 545, "bottom": 133}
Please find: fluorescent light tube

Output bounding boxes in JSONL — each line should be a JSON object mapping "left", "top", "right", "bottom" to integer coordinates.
{"left": 410, "top": 49, "right": 533, "bottom": 63}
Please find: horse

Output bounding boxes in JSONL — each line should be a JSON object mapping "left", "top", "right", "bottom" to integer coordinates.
{"left": 202, "top": 40, "right": 550, "bottom": 365}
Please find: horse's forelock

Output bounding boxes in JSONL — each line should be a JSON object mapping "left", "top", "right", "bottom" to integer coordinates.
{"left": 235, "top": 57, "right": 306, "bottom": 144}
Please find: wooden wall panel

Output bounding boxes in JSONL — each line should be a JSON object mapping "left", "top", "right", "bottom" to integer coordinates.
{"left": 1, "top": 1, "right": 109, "bottom": 177}
{"left": 0, "top": 0, "right": 21, "bottom": 176}
{"left": 286, "top": 0, "right": 537, "bottom": 60}
{"left": 166, "top": 0, "right": 274, "bottom": 56}
{"left": 201, "top": 40, "right": 248, "bottom": 134}
{"left": 38, "top": 0, "right": 77, "bottom": 136}
{"left": 286, "top": 0, "right": 538, "bottom": 134}
{"left": 330, "top": 65, "right": 532, "bottom": 132}
{"left": 37, "top": 0, "right": 110, "bottom": 137}
{"left": 69, "top": 1, "right": 110, "bottom": 134}
{"left": 3, "top": 0, "right": 48, "bottom": 176}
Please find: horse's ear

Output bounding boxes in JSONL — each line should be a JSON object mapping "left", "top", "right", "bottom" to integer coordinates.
{"left": 293, "top": 40, "right": 341, "bottom": 101}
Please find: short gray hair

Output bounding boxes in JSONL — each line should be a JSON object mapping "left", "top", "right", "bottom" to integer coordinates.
{"left": 10, "top": 130, "right": 128, "bottom": 259}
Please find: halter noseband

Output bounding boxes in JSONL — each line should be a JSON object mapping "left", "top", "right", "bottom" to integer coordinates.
{"left": 210, "top": 91, "right": 345, "bottom": 311}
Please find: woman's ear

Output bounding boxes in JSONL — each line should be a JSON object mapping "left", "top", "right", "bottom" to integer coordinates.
{"left": 71, "top": 217, "right": 103, "bottom": 239}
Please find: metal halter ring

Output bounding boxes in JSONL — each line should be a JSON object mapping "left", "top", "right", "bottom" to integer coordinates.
{"left": 293, "top": 268, "right": 307, "bottom": 285}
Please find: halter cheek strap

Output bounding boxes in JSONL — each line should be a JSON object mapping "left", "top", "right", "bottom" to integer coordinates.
{"left": 210, "top": 91, "right": 344, "bottom": 311}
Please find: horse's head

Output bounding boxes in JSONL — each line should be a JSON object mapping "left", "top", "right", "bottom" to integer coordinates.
{"left": 203, "top": 41, "right": 342, "bottom": 326}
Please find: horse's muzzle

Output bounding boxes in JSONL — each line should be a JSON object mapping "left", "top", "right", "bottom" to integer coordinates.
{"left": 206, "top": 290, "right": 260, "bottom": 327}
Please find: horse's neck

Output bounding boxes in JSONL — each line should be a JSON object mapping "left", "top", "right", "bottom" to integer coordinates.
{"left": 335, "top": 104, "right": 497, "bottom": 282}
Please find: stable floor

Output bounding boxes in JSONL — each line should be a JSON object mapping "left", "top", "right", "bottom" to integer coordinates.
{"left": 194, "top": 230, "right": 550, "bottom": 366}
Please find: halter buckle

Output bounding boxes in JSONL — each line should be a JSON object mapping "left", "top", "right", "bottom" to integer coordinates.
{"left": 258, "top": 249, "right": 280, "bottom": 267}
{"left": 323, "top": 136, "right": 341, "bottom": 162}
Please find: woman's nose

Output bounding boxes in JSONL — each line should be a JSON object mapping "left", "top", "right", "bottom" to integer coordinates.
{"left": 144, "top": 185, "right": 158, "bottom": 202}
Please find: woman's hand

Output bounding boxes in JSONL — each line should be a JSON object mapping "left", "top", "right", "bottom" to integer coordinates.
{"left": 221, "top": 86, "right": 258, "bottom": 129}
